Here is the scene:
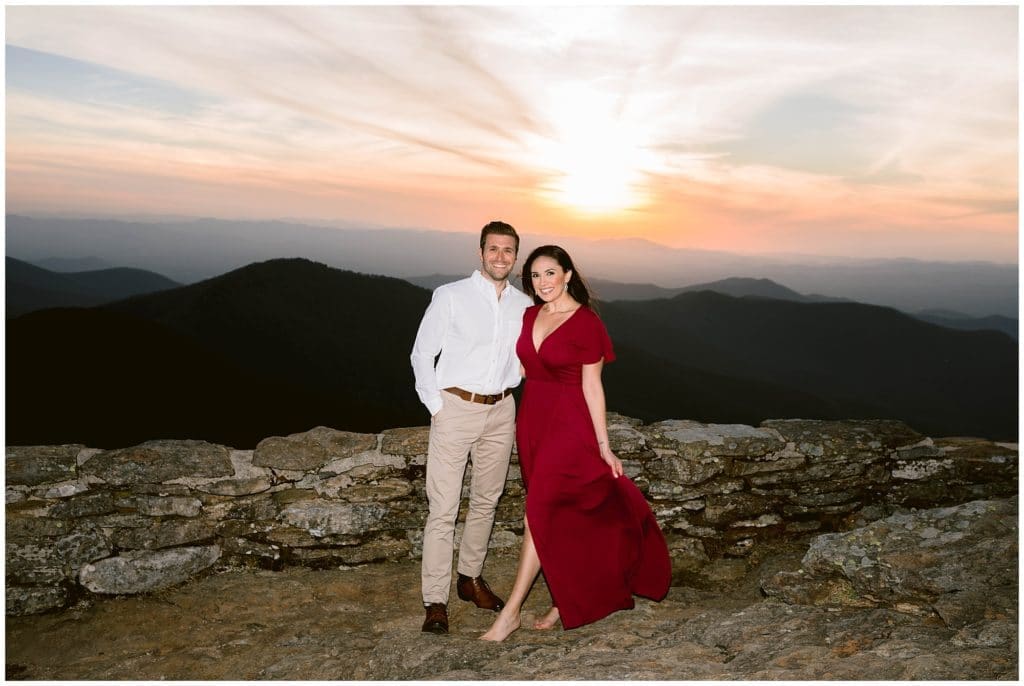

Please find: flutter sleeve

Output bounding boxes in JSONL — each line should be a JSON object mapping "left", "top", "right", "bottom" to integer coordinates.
{"left": 579, "top": 308, "right": 616, "bottom": 365}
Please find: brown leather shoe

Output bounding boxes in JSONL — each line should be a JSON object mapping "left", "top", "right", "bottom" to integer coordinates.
{"left": 456, "top": 574, "right": 505, "bottom": 612}
{"left": 422, "top": 603, "right": 448, "bottom": 634}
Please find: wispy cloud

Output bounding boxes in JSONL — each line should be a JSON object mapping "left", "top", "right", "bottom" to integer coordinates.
{"left": 5, "top": 5, "right": 1017, "bottom": 261}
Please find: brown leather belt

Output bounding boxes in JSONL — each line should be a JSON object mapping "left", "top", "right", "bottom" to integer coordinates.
{"left": 444, "top": 386, "right": 512, "bottom": 405}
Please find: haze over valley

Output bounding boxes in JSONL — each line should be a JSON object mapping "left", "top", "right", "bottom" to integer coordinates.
{"left": 7, "top": 215, "right": 1017, "bottom": 319}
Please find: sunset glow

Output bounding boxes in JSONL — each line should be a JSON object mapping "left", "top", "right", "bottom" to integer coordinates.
{"left": 529, "top": 86, "right": 655, "bottom": 214}
{"left": 4, "top": 5, "right": 1018, "bottom": 261}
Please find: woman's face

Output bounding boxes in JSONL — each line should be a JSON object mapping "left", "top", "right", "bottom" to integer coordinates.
{"left": 529, "top": 255, "right": 572, "bottom": 303}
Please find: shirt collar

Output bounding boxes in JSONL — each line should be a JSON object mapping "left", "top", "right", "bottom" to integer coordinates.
{"left": 471, "top": 269, "right": 509, "bottom": 299}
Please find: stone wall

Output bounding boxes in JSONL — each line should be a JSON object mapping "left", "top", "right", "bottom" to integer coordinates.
{"left": 6, "top": 415, "right": 1017, "bottom": 616}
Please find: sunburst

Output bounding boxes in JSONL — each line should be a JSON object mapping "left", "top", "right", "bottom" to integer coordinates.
{"left": 531, "top": 87, "right": 653, "bottom": 214}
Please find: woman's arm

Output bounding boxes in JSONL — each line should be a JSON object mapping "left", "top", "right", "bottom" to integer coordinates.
{"left": 581, "top": 359, "right": 623, "bottom": 478}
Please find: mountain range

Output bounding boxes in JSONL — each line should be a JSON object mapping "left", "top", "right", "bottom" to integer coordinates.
{"left": 584, "top": 276, "right": 847, "bottom": 305}
{"left": 598, "top": 293, "right": 1016, "bottom": 440}
{"left": 10, "top": 258, "right": 1015, "bottom": 340}
{"left": 8, "top": 259, "right": 430, "bottom": 447}
{"left": 6, "top": 214, "right": 1017, "bottom": 317}
{"left": 31, "top": 256, "right": 115, "bottom": 272}
{"left": 912, "top": 309, "right": 1017, "bottom": 340}
{"left": 5, "top": 257, "right": 181, "bottom": 318}
{"left": 407, "top": 273, "right": 1016, "bottom": 339}
{"left": 6, "top": 258, "right": 1016, "bottom": 448}
{"left": 407, "top": 274, "right": 847, "bottom": 303}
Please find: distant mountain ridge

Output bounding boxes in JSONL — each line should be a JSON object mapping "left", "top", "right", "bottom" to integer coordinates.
{"left": 106, "top": 257, "right": 431, "bottom": 409}
{"left": 8, "top": 259, "right": 432, "bottom": 447}
{"left": 6, "top": 214, "right": 1016, "bottom": 317}
{"left": 675, "top": 277, "right": 850, "bottom": 304}
{"left": 600, "top": 291, "right": 1016, "bottom": 440}
{"left": 406, "top": 273, "right": 1013, "bottom": 337}
{"left": 7, "top": 257, "right": 1016, "bottom": 447}
{"left": 408, "top": 274, "right": 853, "bottom": 303}
{"left": 5, "top": 256, "right": 181, "bottom": 318}
{"left": 913, "top": 310, "right": 1017, "bottom": 340}
{"left": 32, "top": 256, "right": 114, "bottom": 272}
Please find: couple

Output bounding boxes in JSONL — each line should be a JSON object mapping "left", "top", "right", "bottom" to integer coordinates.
{"left": 410, "top": 220, "right": 670, "bottom": 642}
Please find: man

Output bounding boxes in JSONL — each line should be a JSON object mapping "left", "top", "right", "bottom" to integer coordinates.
{"left": 410, "top": 220, "right": 533, "bottom": 634}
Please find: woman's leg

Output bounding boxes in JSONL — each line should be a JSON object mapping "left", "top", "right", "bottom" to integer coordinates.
{"left": 480, "top": 517, "right": 542, "bottom": 641}
{"left": 533, "top": 605, "right": 560, "bottom": 630}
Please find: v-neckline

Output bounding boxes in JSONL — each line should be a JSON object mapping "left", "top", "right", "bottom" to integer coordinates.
{"left": 532, "top": 305, "right": 582, "bottom": 355}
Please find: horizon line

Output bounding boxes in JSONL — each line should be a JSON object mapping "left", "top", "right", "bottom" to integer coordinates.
{"left": 6, "top": 211, "right": 1019, "bottom": 268}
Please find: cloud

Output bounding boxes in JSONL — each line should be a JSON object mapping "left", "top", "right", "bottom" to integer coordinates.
{"left": 5, "top": 5, "right": 1018, "bottom": 261}
{"left": 6, "top": 45, "right": 212, "bottom": 116}
{"left": 713, "top": 92, "right": 873, "bottom": 175}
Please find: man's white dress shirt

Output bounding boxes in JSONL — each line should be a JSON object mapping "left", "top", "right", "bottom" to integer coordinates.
{"left": 411, "top": 270, "right": 533, "bottom": 416}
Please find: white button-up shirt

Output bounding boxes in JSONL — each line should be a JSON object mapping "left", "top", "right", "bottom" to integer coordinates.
{"left": 411, "top": 270, "right": 533, "bottom": 416}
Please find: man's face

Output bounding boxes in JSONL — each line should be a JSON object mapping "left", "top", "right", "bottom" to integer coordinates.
{"left": 480, "top": 234, "right": 517, "bottom": 284}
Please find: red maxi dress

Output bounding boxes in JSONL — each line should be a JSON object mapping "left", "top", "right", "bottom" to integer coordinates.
{"left": 516, "top": 304, "right": 671, "bottom": 630}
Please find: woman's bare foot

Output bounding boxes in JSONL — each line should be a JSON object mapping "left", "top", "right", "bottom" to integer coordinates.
{"left": 532, "top": 606, "right": 560, "bottom": 630}
{"left": 480, "top": 609, "right": 522, "bottom": 642}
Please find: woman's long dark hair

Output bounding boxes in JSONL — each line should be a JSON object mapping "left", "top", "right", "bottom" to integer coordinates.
{"left": 521, "top": 245, "right": 595, "bottom": 308}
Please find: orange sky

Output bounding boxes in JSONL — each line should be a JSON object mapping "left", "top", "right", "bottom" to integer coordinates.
{"left": 5, "top": 5, "right": 1018, "bottom": 262}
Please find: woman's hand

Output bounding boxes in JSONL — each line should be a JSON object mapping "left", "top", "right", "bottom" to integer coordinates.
{"left": 600, "top": 445, "right": 623, "bottom": 478}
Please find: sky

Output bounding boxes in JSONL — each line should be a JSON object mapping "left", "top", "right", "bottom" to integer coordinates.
{"left": 4, "top": 5, "right": 1019, "bottom": 262}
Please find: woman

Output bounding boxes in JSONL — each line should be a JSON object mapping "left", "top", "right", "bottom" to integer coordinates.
{"left": 481, "top": 245, "right": 670, "bottom": 642}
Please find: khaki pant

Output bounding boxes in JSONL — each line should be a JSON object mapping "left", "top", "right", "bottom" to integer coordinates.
{"left": 421, "top": 390, "right": 516, "bottom": 605}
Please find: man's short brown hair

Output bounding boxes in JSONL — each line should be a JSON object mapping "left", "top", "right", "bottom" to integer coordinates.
{"left": 480, "top": 221, "right": 520, "bottom": 254}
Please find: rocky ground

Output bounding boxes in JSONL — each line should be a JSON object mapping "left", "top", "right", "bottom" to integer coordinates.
{"left": 7, "top": 498, "right": 1017, "bottom": 681}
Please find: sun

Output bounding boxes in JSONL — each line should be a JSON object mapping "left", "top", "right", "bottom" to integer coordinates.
{"left": 545, "top": 137, "right": 644, "bottom": 213}
{"left": 531, "top": 88, "right": 653, "bottom": 215}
